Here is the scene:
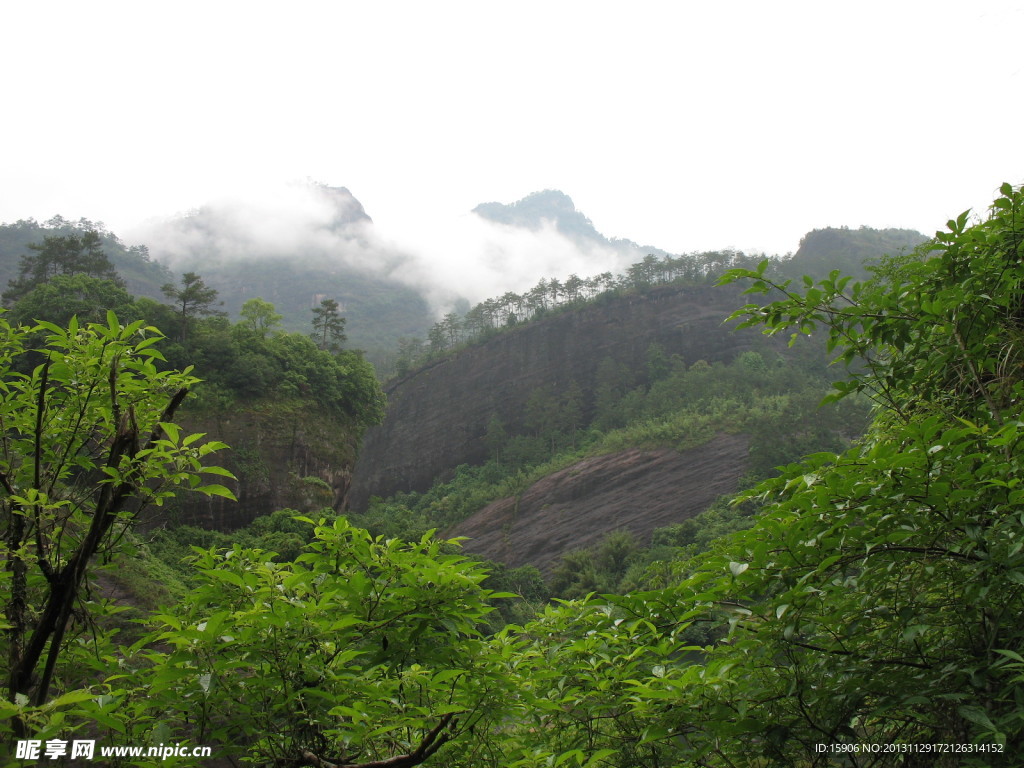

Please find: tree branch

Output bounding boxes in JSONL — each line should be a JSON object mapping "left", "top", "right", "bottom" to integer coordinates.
{"left": 17, "top": 387, "right": 190, "bottom": 705}
{"left": 300, "top": 712, "right": 457, "bottom": 768}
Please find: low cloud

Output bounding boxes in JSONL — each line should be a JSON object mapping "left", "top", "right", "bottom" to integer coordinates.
{"left": 380, "top": 212, "right": 639, "bottom": 313}
{"left": 128, "top": 180, "right": 644, "bottom": 317}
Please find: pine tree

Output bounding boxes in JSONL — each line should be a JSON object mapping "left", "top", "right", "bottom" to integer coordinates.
{"left": 311, "top": 298, "right": 347, "bottom": 353}
{"left": 161, "top": 272, "right": 224, "bottom": 342}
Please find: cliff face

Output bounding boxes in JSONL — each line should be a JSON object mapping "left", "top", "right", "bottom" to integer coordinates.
{"left": 349, "top": 282, "right": 769, "bottom": 510}
{"left": 150, "top": 402, "right": 357, "bottom": 532}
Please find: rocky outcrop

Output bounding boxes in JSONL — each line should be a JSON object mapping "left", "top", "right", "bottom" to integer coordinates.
{"left": 349, "top": 282, "right": 772, "bottom": 510}
{"left": 446, "top": 433, "right": 750, "bottom": 574}
{"left": 148, "top": 402, "right": 356, "bottom": 532}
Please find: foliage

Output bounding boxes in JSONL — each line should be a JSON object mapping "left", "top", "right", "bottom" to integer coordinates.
{"left": 128, "top": 518, "right": 519, "bottom": 766}
{"left": 239, "top": 297, "right": 282, "bottom": 338}
{"left": 549, "top": 530, "right": 639, "bottom": 599}
{"left": 0, "top": 253, "right": 386, "bottom": 519}
{"left": 146, "top": 508, "right": 331, "bottom": 584}
{"left": 143, "top": 296, "right": 385, "bottom": 429}
{"left": 0, "top": 312, "right": 233, "bottom": 743}
{"left": 9, "top": 274, "right": 140, "bottom": 328}
{"left": 635, "top": 182, "right": 1024, "bottom": 762}
{"left": 501, "top": 593, "right": 702, "bottom": 768}
{"left": 0, "top": 217, "right": 172, "bottom": 302}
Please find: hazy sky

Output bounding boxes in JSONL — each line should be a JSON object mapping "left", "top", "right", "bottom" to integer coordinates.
{"left": 2, "top": 0, "right": 1022, "bottom": 257}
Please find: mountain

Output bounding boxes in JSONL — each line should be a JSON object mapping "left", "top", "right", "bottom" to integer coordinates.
{"left": 783, "top": 225, "right": 928, "bottom": 280}
{"left": 349, "top": 280, "right": 773, "bottom": 509}
{"left": 133, "top": 184, "right": 434, "bottom": 359}
{"left": 473, "top": 189, "right": 669, "bottom": 258}
{"left": 474, "top": 190, "right": 607, "bottom": 242}
{"left": 349, "top": 224, "right": 927, "bottom": 571}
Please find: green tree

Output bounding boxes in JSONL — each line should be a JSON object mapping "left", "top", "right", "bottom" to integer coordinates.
{"left": 0, "top": 313, "right": 233, "bottom": 738}
{"left": 644, "top": 341, "right": 672, "bottom": 383}
{"left": 395, "top": 336, "right": 425, "bottom": 377}
{"left": 561, "top": 380, "right": 585, "bottom": 448}
{"left": 8, "top": 274, "right": 138, "bottom": 327}
{"left": 591, "top": 357, "right": 635, "bottom": 431}
{"left": 311, "top": 297, "right": 347, "bottom": 352}
{"left": 427, "top": 322, "right": 446, "bottom": 353}
{"left": 440, "top": 311, "right": 462, "bottom": 347}
{"left": 524, "top": 384, "right": 561, "bottom": 453}
{"left": 161, "top": 271, "right": 224, "bottom": 342}
{"left": 239, "top": 296, "right": 282, "bottom": 338}
{"left": 484, "top": 413, "right": 507, "bottom": 465}
{"left": 3, "top": 230, "right": 125, "bottom": 305}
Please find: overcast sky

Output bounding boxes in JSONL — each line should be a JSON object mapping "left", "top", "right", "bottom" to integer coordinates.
{"left": 2, "top": 0, "right": 1022, "bottom": 258}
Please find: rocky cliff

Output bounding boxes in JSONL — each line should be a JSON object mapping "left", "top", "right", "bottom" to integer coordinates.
{"left": 349, "top": 282, "right": 774, "bottom": 510}
{"left": 149, "top": 401, "right": 357, "bottom": 532}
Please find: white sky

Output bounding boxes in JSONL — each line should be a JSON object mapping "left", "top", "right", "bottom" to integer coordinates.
{"left": 2, "top": 0, "right": 1022, "bottom": 257}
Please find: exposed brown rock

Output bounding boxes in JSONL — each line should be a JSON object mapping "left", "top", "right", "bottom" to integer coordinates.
{"left": 446, "top": 433, "right": 749, "bottom": 573}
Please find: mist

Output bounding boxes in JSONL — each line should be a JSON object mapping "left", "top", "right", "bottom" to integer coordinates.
{"left": 127, "top": 181, "right": 645, "bottom": 317}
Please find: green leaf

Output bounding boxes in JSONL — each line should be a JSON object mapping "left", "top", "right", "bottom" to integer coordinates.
{"left": 200, "top": 465, "right": 236, "bottom": 478}
{"left": 159, "top": 421, "right": 181, "bottom": 445}
{"left": 48, "top": 689, "right": 96, "bottom": 708}
{"left": 194, "top": 484, "right": 237, "bottom": 500}
{"left": 957, "top": 706, "right": 996, "bottom": 731}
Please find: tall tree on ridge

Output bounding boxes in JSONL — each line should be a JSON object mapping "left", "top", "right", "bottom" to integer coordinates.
{"left": 311, "top": 297, "right": 347, "bottom": 353}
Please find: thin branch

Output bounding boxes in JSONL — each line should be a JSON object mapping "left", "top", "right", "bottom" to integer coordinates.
{"left": 300, "top": 712, "right": 457, "bottom": 768}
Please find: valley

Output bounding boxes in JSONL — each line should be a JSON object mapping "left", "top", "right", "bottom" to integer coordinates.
{"left": 0, "top": 188, "right": 909, "bottom": 575}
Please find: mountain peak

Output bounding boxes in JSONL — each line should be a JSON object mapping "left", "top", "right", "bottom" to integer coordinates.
{"left": 472, "top": 190, "right": 605, "bottom": 244}
{"left": 311, "top": 183, "right": 373, "bottom": 228}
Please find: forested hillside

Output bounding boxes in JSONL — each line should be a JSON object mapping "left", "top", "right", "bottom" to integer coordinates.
{"left": 786, "top": 225, "right": 928, "bottom": 280}
{"left": 0, "top": 222, "right": 386, "bottom": 531}
{"left": 0, "top": 216, "right": 172, "bottom": 300}
{"left": 349, "top": 231, "right": 913, "bottom": 575}
{"left": 352, "top": 279, "right": 770, "bottom": 506}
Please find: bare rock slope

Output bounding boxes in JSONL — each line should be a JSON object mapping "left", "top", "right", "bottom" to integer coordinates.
{"left": 446, "top": 433, "right": 749, "bottom": 573}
